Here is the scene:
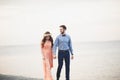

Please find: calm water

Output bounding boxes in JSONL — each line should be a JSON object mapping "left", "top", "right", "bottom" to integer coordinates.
{"left": 0, "top": 41, "right": 120, "bottom": 80}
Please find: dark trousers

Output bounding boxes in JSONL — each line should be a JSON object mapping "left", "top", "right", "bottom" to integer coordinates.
{"left": 57, "top": 50, "right": 70, "bottom": 80}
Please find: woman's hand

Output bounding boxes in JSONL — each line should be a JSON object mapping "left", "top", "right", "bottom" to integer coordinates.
{"left": 42, "top": 57, "right": 45, "bottom": 60}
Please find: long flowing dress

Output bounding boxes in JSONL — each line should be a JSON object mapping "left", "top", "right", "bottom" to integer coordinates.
{"left": 41, "top": 41, "right": 53, "bottom": 80}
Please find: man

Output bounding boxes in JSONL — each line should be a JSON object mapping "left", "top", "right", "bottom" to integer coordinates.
{"left": 53, "top": 25, "right": 74, "bottom": 80}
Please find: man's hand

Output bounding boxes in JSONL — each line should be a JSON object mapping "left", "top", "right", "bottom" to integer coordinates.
{"left": 53, "top": 54, "right": 56, "bottom": 59}
{"left": 71, "top": 55, "right": 74, "bottom": 60}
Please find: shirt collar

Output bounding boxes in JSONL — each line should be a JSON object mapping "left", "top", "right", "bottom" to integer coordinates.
{"left": 61, "top": 34, "right": 66, "bottom": 36}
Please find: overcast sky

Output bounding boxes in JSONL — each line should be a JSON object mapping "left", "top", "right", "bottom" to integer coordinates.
{"left": 0, "top": 0, "right": 120, "bottom": 46}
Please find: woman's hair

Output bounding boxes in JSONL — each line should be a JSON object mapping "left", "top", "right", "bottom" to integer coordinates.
{"left": 41, "top": 31, "right": 53, "bottom": 48}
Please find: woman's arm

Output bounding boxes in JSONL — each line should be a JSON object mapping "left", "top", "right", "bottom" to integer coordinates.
{"left": 40, "top": 42, "right": 45, "bottom": 60}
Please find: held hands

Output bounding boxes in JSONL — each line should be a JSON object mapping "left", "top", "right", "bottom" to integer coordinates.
{"left": 53, "top": 54, "right": 74, "bottom": 60}
{"left": 53, "top": 54, "right": 56, "bottom": 59}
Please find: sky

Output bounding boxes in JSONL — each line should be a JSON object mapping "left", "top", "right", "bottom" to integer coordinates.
{"left": 0, "top": 0, "right": 120, "bottom": 46}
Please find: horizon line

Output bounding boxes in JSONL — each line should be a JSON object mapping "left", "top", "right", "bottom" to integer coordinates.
{"left": 0, "top": 40, "right": 120, "bottom": 47}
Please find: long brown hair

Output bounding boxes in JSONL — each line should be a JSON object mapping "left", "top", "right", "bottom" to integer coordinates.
{"left": 41, "top": 31, "right": 53, "bottom": 48}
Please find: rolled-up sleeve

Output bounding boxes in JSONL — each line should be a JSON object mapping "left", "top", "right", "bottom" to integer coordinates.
{"left": 53, "top": 37, "right": 59, "bottom": 55}
{"left": 69, "top": 36, "right": 73, "bottom": 55}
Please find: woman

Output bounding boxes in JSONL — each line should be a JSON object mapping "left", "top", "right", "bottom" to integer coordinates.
{"left": 41, "top": 31, "right": 53, "bottom": 80}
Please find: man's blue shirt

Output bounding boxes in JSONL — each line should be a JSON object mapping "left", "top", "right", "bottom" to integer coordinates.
{"left": 53, "top": 34, "right": 73, "bottom": 55}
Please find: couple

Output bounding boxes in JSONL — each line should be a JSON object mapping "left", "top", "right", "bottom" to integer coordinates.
{"left": 41, "top": 25, "right": 74, "bottom": 80}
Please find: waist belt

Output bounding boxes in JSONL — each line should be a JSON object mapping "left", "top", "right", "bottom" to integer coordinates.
{"left": 59, "top": 50, "right": 69, "bottom": 53}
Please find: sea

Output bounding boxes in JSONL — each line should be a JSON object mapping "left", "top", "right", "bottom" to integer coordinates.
{"left": 0, "top": 41, "right": 120, "bottom": 80}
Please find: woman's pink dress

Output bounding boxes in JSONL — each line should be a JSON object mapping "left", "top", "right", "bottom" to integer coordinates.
{"left": 41, "top": 41, "right": 53, "bottom": 80}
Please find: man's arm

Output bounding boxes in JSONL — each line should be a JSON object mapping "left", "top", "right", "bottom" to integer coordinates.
{"left": 69, "top": 36, "right": 74, "bottom": 59}
{"left": 53, "top": 36, "right": 59, "bottom": 56}
{"left": 69, "top": 36, "right": 73, "bottom": 55}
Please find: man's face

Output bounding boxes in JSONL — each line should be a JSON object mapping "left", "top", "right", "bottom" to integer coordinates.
{"left": 60, "top": 27, "right": 65, "bottom": 34}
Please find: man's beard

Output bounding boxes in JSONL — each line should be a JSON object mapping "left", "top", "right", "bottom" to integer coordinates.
{"left": 61, "top": 31, "right": 64, "bottom": 34}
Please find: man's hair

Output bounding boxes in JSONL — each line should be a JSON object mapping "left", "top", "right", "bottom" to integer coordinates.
{"left": 60, "top": 25, "right": 67, "bottom": 30}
